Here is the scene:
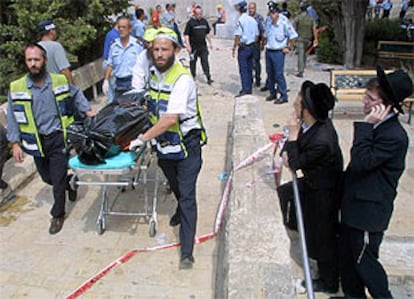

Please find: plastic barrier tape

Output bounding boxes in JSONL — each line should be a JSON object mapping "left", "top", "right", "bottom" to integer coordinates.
{"left": 65, "top": 134, "right": 285, "bottom": 299}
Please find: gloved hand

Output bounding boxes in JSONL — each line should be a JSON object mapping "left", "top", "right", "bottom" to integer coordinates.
{"left": 129, "top": 134, "right": 146, "bottom": 152}
{"left": 102, "top": 79, "right": 109, "bottom": 96}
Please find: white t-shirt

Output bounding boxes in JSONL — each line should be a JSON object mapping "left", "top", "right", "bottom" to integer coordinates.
{"left": 131, "top": 49, "right": 152, "bottom": 92}
{"left": 38, "top": 40, "right": 71, "bottom": 73}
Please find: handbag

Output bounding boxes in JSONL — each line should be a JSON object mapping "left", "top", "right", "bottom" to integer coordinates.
{"left": 276, "top": 177, "right": 305, "bottom": 230}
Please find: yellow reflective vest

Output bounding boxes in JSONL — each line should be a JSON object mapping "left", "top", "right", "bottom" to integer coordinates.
{"left": 148, "top": 62, "right": 207, "bottom": 160}
{"left": 9, "top": 73, "right": 74, "bottom": 157}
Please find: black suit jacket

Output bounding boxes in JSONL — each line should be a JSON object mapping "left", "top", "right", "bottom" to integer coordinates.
{"left": 341, "top": 115, "right": 409, "bottom": 232}
{"left": 284, "top": 119, "right": 343, "bottom": 259}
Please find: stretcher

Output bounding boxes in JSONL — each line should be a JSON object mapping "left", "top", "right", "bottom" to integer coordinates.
{"left": 68, "top": 145, "right": 160, "bottom": 236}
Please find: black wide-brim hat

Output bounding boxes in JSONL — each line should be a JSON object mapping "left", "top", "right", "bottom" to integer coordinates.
{"left": 377, "top": 65, "right": 413, "bottom": 114}
{"left": 303, "top": 83, "right": 335, "bottom": 121}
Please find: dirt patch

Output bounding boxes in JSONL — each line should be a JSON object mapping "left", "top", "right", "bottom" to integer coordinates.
{"left": 0, "top": 195, "right": 33, "bottom": 226}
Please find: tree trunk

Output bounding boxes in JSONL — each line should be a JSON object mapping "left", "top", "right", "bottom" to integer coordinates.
{"left": 341, "top": 0, "right": 368, "bottom": 68}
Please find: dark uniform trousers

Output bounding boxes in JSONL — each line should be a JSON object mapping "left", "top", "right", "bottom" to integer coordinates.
{"left": 190, "top": 47, "right": 211, "bottom": 80}
{"left": 252, "top": 42, "right": 262, "bottom": 85}
{"left": 339, "top": 224, "right": 393, "bottom": 299}
{"left": 157, "top": 132, "right": 202, "bottom": 256}
{"left": 34, "top": 131, "right": 69, "bottom": 218}
{"left": 238, "top": 44, "right": 254, "bottom": 93}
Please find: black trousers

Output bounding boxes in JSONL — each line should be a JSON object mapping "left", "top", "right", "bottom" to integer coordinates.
{"left": 34, "top": 132, "right": 69, "bottom": 218}
{"left": 189, "top": 47, "right": 211, "bottom": 80}
{"left": 252, "top": 43, "right": 261, "bottom": 84}
{"left": 157, "top": 133, "right": 202, "bottom": 256}
{"left": 339, "top": 224, "right": 392, "bottom": 299}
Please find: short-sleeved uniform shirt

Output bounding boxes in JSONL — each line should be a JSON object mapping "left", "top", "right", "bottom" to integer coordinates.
{"left": 38, "top": 40, "right": 71, "bottom": 73}
{"left": 234, "top": 13, "right": 259, "bottom": 45}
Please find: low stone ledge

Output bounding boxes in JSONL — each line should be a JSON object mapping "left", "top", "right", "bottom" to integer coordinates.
{"left": 221, "top": 95, "right": 294, "bottom": 298}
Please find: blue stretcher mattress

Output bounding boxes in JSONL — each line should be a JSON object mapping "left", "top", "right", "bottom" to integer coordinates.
{"left": 69, "top": 151, "right": 138, "bottom": 170}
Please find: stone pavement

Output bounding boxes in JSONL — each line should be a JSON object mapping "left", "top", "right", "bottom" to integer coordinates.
{"left": 0, "top": 37, "right": 413, "bottom": 298}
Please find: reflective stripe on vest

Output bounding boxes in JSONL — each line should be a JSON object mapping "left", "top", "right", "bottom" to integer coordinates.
{"left": 9, "top": 74, "right": 73, "bottom": 157}
{"left": 149, "top": 62, "right": 206, "bottom": 160}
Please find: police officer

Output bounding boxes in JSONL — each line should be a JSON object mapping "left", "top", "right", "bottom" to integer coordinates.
{"left": 263, "top": 1, "right": 297, "bottom": 104}
{"left": 232, "top": 0, "right": 259, "bottom": 97}
{"left": 103, "top": 16, "right": 143, "bottom": 102}
{"left": 129, "top": 28, "right": 207, "bottom": 269}
{"left": 7, "top": 43, "right": 95, "bottom": 234}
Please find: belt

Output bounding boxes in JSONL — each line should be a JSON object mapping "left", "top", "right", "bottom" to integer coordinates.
{"left": 267, "top": 48, "right": 283, "bottom": 52}
{"left": 240, "top": 43, "right": 255, "bottom": 48}
{"left": 39, "top": 131, "right": 62, "bottom": 139}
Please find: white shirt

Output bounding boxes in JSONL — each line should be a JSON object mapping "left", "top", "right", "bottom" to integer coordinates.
{"left": 131, "top": 49, "right": 152, "bottom": 92}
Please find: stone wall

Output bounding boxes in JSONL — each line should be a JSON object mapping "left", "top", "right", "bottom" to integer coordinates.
{"left": 217, "top": 95, "right": 294, "bottom": 298}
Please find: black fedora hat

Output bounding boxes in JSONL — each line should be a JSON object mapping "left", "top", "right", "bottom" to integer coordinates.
{"left": 303, "top": 82, "right": 335, "bottom": 121}
{"left": 377, "top": 65, "right": 413, "bottom": 114}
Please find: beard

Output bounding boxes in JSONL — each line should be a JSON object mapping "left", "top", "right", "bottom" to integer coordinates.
{"left": 27, "top": 63, "right": 47, "bottom": 82}
{"left": 154, "top": 54, "right": 175, "bottom": 73}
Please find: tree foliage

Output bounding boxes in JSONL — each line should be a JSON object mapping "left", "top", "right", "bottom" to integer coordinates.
{"left": 0, "top": 0, "right": 129, "bottom": 102}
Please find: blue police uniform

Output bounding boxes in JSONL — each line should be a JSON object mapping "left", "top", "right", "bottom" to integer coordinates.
{"left": 132, "top": 19, "right": 146, "bottom": 40}
{"left": 264, "top": 14, "right": 297, "bottom": 102}
{"left": 107, "top": 36, "right": 143, "bottom": 98}
{"left": 234, "top": 12, "right": 259, "bottom": 94}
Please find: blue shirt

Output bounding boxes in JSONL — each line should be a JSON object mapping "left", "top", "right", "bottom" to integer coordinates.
{"left": 132, "top": 19, "right": 146, "bottom": 39}
{"left": 264, "top": 15, "right": 298, "bottom": 50}
{"left": 251, "top": 12, "right": 265, "bottom": 36}
{"left": 234, "top": 13, "right": 259, "bottom": 45}
{"left": 306, "top": 6, "right": 319, "bottom": 23}
{"left": 103, "top": 27, "right": 120, "bottom": 60}
{"left": 7, "top": 74, "right": 91, "bottom": 142}
{"left": 107, "top": 36, "right": 143, "bottom": 79}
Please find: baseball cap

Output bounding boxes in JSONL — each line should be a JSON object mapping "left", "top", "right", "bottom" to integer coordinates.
{"left": 37, "top": 20, "right": 56, "bottom": 32}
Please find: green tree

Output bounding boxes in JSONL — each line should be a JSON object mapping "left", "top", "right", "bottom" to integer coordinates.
{"left": 0, "top": 0, "right": 129, "bottom": 102}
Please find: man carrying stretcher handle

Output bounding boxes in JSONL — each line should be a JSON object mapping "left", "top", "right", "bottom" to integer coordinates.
{"left": 6, "top": 43, "right": 95, "bottom": 235}
{"left": 129, "top": 27, "right": 207, "bottom": 269}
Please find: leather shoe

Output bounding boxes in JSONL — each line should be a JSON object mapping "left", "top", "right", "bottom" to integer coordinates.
{"left": 274, "top": 98, "right": 288, "bottom": 104}
{"left": 265, "top": 95, "right": 277, "bottom": 101}
{"left": 67, "top": 175, "right": 78, "bottom": 202}
{"left": 207, "top": 78, "right": 214, "bottom": 85}
{"left": 255, "top": 81, "right": 261, "bottom": 87}
{"left": 260, "top": 86, "right": 269, "bottom": 92}
{"left": 301, "top": 279, "right": 338, "bottom": 294}
{"left": 179, "top": 254, "right": 194, "bottom": 269}
{"left": 49, "top": 216, "right": 65, "bottom": 234}
{"left": 235, "top": 91, "right": 252, "bottom": 98}
{"left": 169, "top": 212, "right": 181, "bottom": 226}
{"left": 296, "top": 72, "right": 304, "bottom": 78}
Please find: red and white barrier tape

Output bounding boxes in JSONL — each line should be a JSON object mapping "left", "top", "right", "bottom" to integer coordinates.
{"left": 65, "top": 134, "right": 285, "bottom": 299}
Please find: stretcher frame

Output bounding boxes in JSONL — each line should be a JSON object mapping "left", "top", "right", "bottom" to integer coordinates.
{"left": 69, "top": 145, "right": 160, "bottom": 236}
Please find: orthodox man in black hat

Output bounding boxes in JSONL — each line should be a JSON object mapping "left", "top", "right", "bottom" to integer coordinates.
{"left": 281, "top": 81, "right": 343, "bottom": 293}
{"left": 339, "top": 66, "right": 413, "bottom": 298}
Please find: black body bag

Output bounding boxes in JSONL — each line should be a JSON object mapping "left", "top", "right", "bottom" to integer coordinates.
{"left": 67, "top": 92, "right": 150, "bottom": 165}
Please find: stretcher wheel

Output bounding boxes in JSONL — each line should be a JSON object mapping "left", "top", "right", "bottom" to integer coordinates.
{"left": 149, "top": 220, "right": 157, "bottom": 237}
{"left": 97, "top": 218, "right": 105, "bottom": 235}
